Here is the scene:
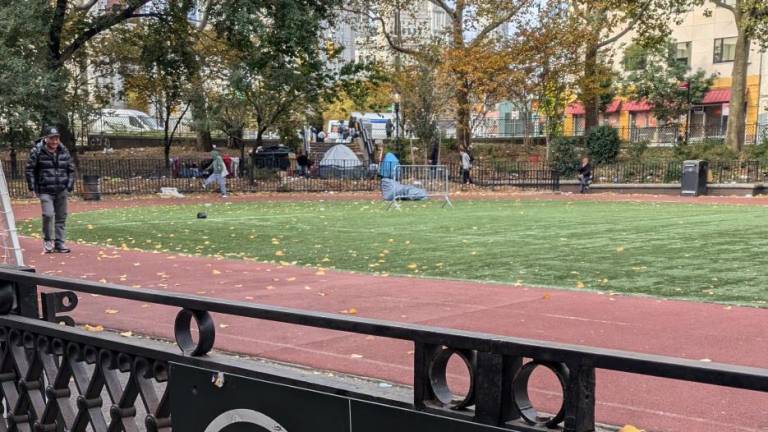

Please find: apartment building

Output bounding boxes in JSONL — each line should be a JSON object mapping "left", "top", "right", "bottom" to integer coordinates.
{"left": 564, "top": 2, "right": 767, "bottom": 142}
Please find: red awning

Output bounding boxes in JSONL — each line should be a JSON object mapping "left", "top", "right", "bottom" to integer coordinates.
{"left": 565, "top": 103, "right": 585, "bottom": 115}
{"left": 605, "top": 99, "right": 621, "bottom": 113}
{"left": 701, "top": 88, "right": 731, "bottom": 104}
{"left": 624, "top": 100, "right": 652, "bottom": 112}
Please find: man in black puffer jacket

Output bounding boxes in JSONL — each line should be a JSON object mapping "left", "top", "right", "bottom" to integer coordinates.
{"left": 25, "top": 126, "right": 75, "bottom": 253}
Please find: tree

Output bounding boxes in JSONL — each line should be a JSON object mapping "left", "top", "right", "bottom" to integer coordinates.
{"left": 570, "top": 0, "right": 692, "bottom": 131}
{"left": 0, "top": 2, "right": 53, "bottom": 171}
{"left": 213, "top": 0, "right": 367, "bottom": 150}
{"left": 119, "top": 6, "right": 199, "bottom": 168}
{"left": 700, "top": 0, "right": 768, "bottom": 151}
{"left": 398, "top": 58, "right": 452, "bottom": 164}
{"left": 622, "top": 39, "right": 715, "bottom": 128}
{"left": 348, "top": 0, "right": 536, "bottom": 152}
{"left": 209, "top": 89, "right": 250, "bottom": 168}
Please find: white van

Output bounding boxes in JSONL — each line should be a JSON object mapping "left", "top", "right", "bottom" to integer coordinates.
{"left": 89, "top": 109, "right": 162, "bottom": 134}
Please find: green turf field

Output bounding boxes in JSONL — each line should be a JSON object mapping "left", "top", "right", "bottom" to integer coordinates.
{"left": 21, "top": 199, "right": 768, "bottom": 305}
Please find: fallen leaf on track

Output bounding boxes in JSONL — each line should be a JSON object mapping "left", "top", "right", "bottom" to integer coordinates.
{"left": 84, "top": 324, "right": 104, "bottom": 332}
{"left": 104, "top": 309, "right": 119, "bottom": 314}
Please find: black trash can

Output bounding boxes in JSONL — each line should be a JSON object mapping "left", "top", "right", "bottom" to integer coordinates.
{"left": 82, "top": 175, "right": 101, "bottom": 201}
{"left": 681, "top": 160, "right": 708, "bottom": 196}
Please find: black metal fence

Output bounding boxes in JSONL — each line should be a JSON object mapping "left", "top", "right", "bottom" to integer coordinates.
{"left": 7, "top": 156, "right": 768, "bottom": 198}
{"left": 3, "top": 158, "right": 560, "bottom": 198}
{"left": 591, "top": 160, "right": 768, "bottom": 184}
{"left": 0, "top": 266, "right": 764, "bottom": 431}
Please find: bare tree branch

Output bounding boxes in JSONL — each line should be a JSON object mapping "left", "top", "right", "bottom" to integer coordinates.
{"left": 709, "top": 0, "right": 735, "bottom": 14}
{"left": 470, "top": 0, "right": 533, "bottom": 48}
{"left": 56, "top": 0, "right": 153, "bottom": 66}
{"left": 597, "top": 13, "right": 641, "bottom": 48}
{"left": 342, "top": 6, "right": 428, "bottom": 60}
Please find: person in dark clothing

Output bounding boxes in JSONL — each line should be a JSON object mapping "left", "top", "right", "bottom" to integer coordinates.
{"left": 25, "top": 126, "right": 76, "bottom": 253}
{"left": 577, "top": 157, "right": 592, "bottom": 193}
{"left": 296, "top": 150, "right": 312, "bottom": 177}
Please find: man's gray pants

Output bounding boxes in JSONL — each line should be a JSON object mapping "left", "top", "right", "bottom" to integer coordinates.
{"left": 39, "top": 191, "right": 68, "bottom": 247}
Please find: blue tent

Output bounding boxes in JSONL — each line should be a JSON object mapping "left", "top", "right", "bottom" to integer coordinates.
{"left": 379, "top": 152, "right": 400, "bottom": 179}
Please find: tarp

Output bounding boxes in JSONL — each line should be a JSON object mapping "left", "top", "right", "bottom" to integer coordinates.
{"left": 381, "top": 178, "right": 427, "bottom": 201}
{"left": 319, "top": 144, "right": 362, "bottom": 167}
{"left": 379, "top": 152, "right": 400, "bottom": 179}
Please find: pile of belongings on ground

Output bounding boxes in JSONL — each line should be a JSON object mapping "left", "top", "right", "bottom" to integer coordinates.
{"left": 379, "top": 153, "right": 427, "bottom": 201}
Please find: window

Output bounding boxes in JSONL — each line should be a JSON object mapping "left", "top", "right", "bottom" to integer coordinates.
{"left": 713, "top": 37, "right": 737, "bottom": 63}
{"left": 675, "top": 42, "right": 692, "bottom": 67}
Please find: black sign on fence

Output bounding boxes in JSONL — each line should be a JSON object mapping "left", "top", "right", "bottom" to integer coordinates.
{"left": 171, "top": 364, "right": 505, "bottom": 432}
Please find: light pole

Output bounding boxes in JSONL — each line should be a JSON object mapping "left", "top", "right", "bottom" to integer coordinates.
{"left": 679, "top": 81, "right": 691, "bottom": 144}
{"left": 394, "top": 92, "right": 401, "bottom": 159}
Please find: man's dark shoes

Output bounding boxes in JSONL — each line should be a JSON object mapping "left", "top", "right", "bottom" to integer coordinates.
{"left": 53, "top": 246, "right": 71, "bottom": 253}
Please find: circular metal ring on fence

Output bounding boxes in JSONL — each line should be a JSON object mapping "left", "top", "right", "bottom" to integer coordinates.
{"left": 153, "top": 361, "right": 169, "bottom": 382}
{"left": 100, "top": 350, "right": 117, "bottom": 370}
{"left": 36, "top": 335, "right": 50, "bottom": 353}
{"left": 427, "top": 347, "right": 476, "bottom": 409}
{"left": 66, "top": 342, "right": 83, "bottom": 361}
{"left": 512, "top": 361, "right": 569, "bottom": 428}
{"left": 174, "top": 308, "right": 215, "bottom": 356}
{"left": 8, "top": 329, "right": 20, "bottom": 346}
{"left": 84, "top": 345, "right": 99, "bottom": 364}
{"left": 51, "top": 338, "right": 65, "bottom": 355}
{"left": 117, "top": 353, "right": 133, "bottom": 372}
{"left": 22, "top": 332, "right": 35, "bottom": 349}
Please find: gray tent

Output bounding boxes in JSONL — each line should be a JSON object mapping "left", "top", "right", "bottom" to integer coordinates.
{"left": 319, "top": 145, "right": 365, "bottom": 179}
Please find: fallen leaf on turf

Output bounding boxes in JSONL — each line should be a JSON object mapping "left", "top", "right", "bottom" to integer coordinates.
{"left": 616, "top": 246, "right": 625, "bottom": 253}
{"left": 576, "top": 281, "right": 585, "bottom": 289}
{"left": 84, "top": 324, "right": 104, "bottom": 332}
{"left": 104, "top": 309, "right": 119, "bottom": 314}
{"left": 275, "top": 250, "right": 285, "bottom": 256}
{"left": 406, "top": 263, "right": 418, "bottom": 269}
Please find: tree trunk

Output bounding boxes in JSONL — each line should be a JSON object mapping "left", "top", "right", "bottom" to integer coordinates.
{"left": 10, "top": 147, "right": 17, "bottom": 179}
{"left": 190, "top": 87, "right": 213, "bottom": 152}
{"left": 725, "top": 14, "right": 749, "bottom": 152}
{"left": 163, "top": 109, "right": 171, "bottom": 170}
{"left": 582, "top": 44, "right": 601, "bottom": 132}
{"left": 455, "top": 77, "right": 472, "bottom": 152}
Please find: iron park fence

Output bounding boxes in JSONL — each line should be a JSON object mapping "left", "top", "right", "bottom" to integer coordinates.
{"left": 3, "top": 158, "right": 561, "bottom": 199}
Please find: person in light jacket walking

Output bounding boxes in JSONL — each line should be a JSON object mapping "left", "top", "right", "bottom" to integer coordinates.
{"left": 459, "top": 149, "right": 473, "bottom": 184}
{"left": 202, "top": 147, "right": 229, "bottom": 197}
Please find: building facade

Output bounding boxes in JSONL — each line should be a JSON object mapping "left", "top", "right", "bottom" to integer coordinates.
{"left": 564, "top": 2, "right": 767, "bottom": 144}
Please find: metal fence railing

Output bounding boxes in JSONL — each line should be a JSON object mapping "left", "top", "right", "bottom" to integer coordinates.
{"left": 453, "top": 117, "right": 768, "bottom": 145}
{"left": 7, "top": 157, "right": 768, "bottom": 199}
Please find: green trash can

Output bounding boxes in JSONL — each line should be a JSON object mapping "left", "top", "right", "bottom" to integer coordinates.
{"left": 82, "top": 175, "right": 101, "bottom": 201}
